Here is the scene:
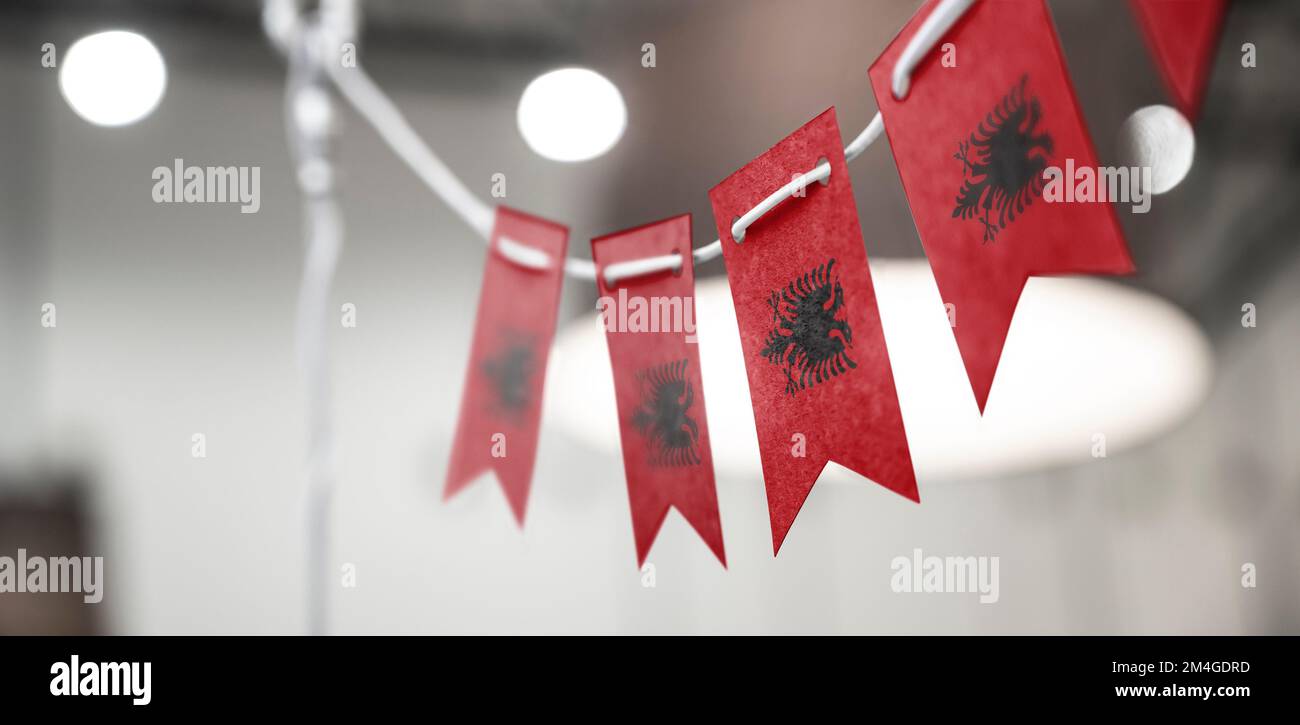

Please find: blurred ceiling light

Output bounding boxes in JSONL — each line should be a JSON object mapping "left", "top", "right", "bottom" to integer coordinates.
{"left": 1120, "top": 104, "right": 1195, "bottom": 195}
{"left": 59, "top": 30, "right": 166, "bottom": 127}
{"left": 547, "top": 259, "right": 1212, "bottom": 483}
{"left": 517, "top": 68, "right": 626, "bottom": 162}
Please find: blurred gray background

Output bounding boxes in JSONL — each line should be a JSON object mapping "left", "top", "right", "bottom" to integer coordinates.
{"left": 0, "top": 0, "right": 1296, "bottom": 634}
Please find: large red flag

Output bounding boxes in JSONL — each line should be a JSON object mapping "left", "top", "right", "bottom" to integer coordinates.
{"left": 869, "top": 0, "right": 1135, "bottom": 413}
{"left": 709, "top": 109, "right": 918, "bottom": 554}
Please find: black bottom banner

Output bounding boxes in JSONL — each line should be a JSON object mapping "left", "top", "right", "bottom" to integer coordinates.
{"left": 0, "top": 635, "right": 1287, "bottom": 712}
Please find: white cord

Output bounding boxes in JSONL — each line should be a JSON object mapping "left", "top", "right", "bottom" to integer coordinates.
{"left": 730, "top": 160, "right": 831, "bottom": 243}
{"left": 325, "top": 62, "right": 496, "bottom": 240}
{"left": 497, "top": 236, "right": 553, "bottom": 270}
{"left": 603, "top": 253, "right": 683, "bottom": 286}
{"left": 891, "top": 0, "right": 978, "bottom": 99}
{"left": 310, "top": 0, "right": 969, "bottom": 285}
{"left": 845, "top": 110, "right": 886, "bottom": 162}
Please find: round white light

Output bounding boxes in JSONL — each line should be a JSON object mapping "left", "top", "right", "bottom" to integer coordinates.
{"left": 517, "top": 68, "right": 626, "bottom": 162}
{"left": 1119, "top": 104, "right": 1195, "bottom": 195}
{"left": 59, "top": 30, "right": 167, "bottom": 127}
{"left": 547, "top": 259, "right": 1212, "bottom": 483}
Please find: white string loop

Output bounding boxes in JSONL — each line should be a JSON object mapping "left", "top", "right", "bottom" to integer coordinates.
{"left": 602, "top": 253, "right": 683, "bottom": 286}
{"left": 731, "top": 160, "right": 830, "bottom": 244}
{"left": 496, "top": 236, "right": 553, "bottom": 270}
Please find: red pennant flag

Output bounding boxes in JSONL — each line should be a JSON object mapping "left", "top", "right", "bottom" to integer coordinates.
{"left": 869, "top": 0, "right": 1135, "bottom": 413}
{"left": 445, "top": 206, "right": 569, "bottom": 523}
{"left": 709, "top": 109, "right": 918, "bottom": 554}
{"left": 592, "top": 215, "right": 726, "bottom": 567}
{"left": 1131, "top": 0, "right": 1227, "bottom": 121}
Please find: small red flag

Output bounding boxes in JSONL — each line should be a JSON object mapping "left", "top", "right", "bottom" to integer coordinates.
{"left": 709, "top": 109, "right": 918, "bottom": 554}
{"left": 592, "top": 215, "right": 726, "bottom": 566}
{"left": 445, "top": 206, "right": 569, "bottom": 524}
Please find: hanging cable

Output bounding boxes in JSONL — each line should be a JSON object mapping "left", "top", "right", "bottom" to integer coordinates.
{"left": 273, "top": 0, "right": 973, "bottom": 282}
{"left": 319, "top": 47, "right": 928, "bottom": 282}
{"left": 326, "top": 59, "right": 890, "bottom": 283}
{"left": 323, "top": 60, "right": 496, "bottom": 241}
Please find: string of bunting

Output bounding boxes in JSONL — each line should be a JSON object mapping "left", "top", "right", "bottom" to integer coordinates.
{"left": 290, "top": 0, "right": 1228, "bottom": 564}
